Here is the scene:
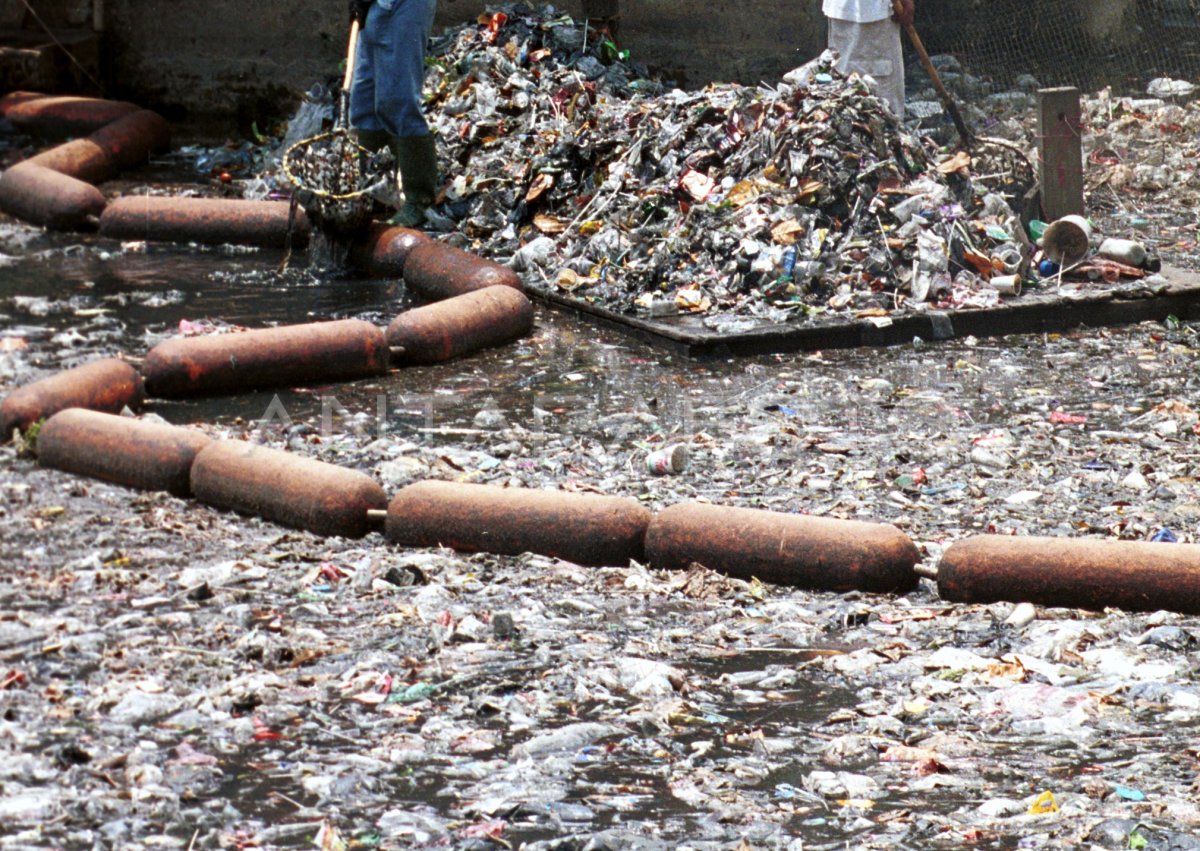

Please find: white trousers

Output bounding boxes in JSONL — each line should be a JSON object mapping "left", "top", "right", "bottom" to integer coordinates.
{"left": 827, "top": 17, "right": 905, "bottom": 119}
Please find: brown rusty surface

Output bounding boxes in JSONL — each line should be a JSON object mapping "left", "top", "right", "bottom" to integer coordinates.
{"left": 348, "top": 223, "right": 431, "bottom": 278}
{"left": 386, "top": 285, "right": 535, "bottom": 365}
{"left": 645, "top": 502, "right": 920, "bottom": 593}
{"left": 89, "top": 110, "right": 171, "bottom": 171}
{"left": 1, "top": 94, "right": 139, "bottom": 138}
{"left": 402, "top": 241, "right": 524, "bottom": 302}
{"left": 0, "top": 92, "right": 44, "bottom": 115}
{"left": 386, "top": 480, "right": 651, "bottom": 566}
{"left": 141, "top": 319, "right": 389, "bottom": 398}
{"left": 99, "top": 196, "right": 311, "bottom": 249}
{"left": 939, "top": 535, "right": 1200, "bottom": 614}
{"left": 0, "top": 358, "right": 145, "bottom": 439}
{"left": 191, "top": 440, "right": 386, "bottom": 538}
{"left": 0, "top": 161, "right": 107, "bottom": 230}
{"left": 38, "top": 408, "right": 212, "bottom": 497}
{"left": 27, "top": 139, "right": 115, "bottom": 183}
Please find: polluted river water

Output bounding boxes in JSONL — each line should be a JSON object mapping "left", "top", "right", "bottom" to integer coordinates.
{"left": 6, "top": 215, "right": 1200, "bottom": 850}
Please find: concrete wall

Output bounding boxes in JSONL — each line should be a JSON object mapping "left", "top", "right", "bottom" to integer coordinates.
{"left": 11, "top": 0, "right": 1144, "bottom": 126}
{"left": 96, "top": 0, "right": 825, "bottom": 127}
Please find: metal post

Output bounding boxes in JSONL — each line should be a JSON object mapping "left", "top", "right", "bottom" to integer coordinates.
{"left": 1037, "top": 87, "right": 1084, "bottom": 221}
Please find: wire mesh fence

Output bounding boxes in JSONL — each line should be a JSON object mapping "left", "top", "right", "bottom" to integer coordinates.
{"left": 915, "top": 0, "right": 1200, "bottom": 94}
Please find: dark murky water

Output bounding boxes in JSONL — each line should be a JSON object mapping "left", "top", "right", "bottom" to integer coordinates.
{"left": 0, "top": 219, "right": 1181, "bottom": 443}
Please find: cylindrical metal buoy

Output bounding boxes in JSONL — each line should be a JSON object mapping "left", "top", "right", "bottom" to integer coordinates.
{"left": 88, "top": 110, "right": 171, "bottom": 171}
{"left": 386, "top": 480, "right": 652, "bottom": 567}
{"left": 348, "top": 222, "right": 432, "bottom": 278}
{"left": 645, "top": 502, "right": 920, "bottom": 593}
{"left": 386, "top": 285, "right": 534, "bottom": 365}
{"left": 0, "top": 93, "right": 139, "bottom": 137}
{"left": 402, "top": 240, "right": 524, "bottom": 302}
{"left": 0, "top": 359, "right": 145, "bottom": 439}
{"left": 0, "top": 161, "right": 107, "bottom": 230}
{"left": 141, "top": 319, "right": 389, "bottom": 398}
{"left": 190, "top": 440, "right": 387, "bottom": 538}
{"left": 37, "top": 408, "right": 211, "bottom": 497}
{"left": 27, "top": 138, "right": 115, "bottom": 184}
{"left": 0, "top": 92, "right": 44, "bottom": 115}
{"left": 99, "top": 196, "right": 310, "bottom": 249}
{"left": 938, "top": 535, "right": 1200, "bottom": 615}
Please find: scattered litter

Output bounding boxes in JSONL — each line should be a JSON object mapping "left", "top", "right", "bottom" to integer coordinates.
{"left": 418, "top": 8, "right": 1035, "bottom": 323}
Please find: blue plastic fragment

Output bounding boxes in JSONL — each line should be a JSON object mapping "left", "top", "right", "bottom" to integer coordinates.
{"left": 1115, "top": 785, "right": 1147, "bottom": 802}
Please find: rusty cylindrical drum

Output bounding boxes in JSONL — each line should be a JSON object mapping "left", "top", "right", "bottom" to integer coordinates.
{"left": 22, "top": 111, "right": 169, "bottom": 185}
{"left": 938, "top": 535, "right": 1200, "bottom": 615}
{"left": 402, "top": 241, "right": 523, "bottom": 302}
{"left": 142, "top": 319, "right": 389, "bottom": 398}
{"left": 1, "top": 359, "right": 145, "bottom": 440}
{"left": 191, "top": 440, "right": 386, "bottom": 538}
{"left": 645, "top": 503, "right": 920, "bottom": 593}
{"left": 0, "top": 92, "right": 44, "bottom": 115}
{"left": 348, "top": 223, "right": 431, "bottom": 278}
{"left": 0, "top": 162, "right": 107, "bottom": 230}
{"left": 386, "top": 480, "right": 652, "bottom": 567}
{"left": 89, "top": 110, "right": 171, "bottom": 171}
{"left": 387, "top": 285, "right": 534, "bottom": 365}
{"left": 27, "top": 139, "right": 115, "bottom": 184}
{"left": 38, "top": 409, "right": 211, "bottom": 498}
{"left": 99, "top": 196, "right": 310, "bottom": 249}
{"left": 1, "top": 93, "right": 139, "bottom": 137}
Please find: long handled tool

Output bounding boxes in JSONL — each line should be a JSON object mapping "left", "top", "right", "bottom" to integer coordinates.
{"left": 339, "top": 19, "right": 361, "bottom": 131}
{"left": 892, "top": 0, "right": 974, "bottom": 150}
{"left": 282, "top": 18, "right": 379, "bottom": 241}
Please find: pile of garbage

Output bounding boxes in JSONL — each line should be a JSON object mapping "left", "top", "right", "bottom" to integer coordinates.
{"left": 422, "top": 5, "right": 1035, "bottom": 325}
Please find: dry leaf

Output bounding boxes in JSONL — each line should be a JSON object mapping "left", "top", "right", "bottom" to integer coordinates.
{"left": 797, "top": 179, "right": 824, "bottom": 201}
{"left": 672, "top": 562, "right": 747, "bottom": 600}
{"left": 770, "top": 218, "right": 806, "bottom": 245}
{"left": 533, "top": 214, "right": 567, "bottom": 234}
{"left": 726, "top": 179, "right": 761, "bottom": 207}
{"left": 526, "top": 172, "right": 555, "bottom": 202}
{"left": 937, "top": 150, "right": 972, "bottom": 175}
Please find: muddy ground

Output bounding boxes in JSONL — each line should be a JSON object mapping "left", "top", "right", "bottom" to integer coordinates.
{"left": 4, "top": 204, "right": 1200, "bottom": 850}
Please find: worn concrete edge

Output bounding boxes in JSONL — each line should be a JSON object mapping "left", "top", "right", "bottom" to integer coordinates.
{"left": 529, "top": 265, "right": 1200, "bottom": 358}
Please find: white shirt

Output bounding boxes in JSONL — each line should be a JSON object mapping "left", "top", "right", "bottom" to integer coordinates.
{"left": 823, "top": 0, "right": 893, "bottom": 23}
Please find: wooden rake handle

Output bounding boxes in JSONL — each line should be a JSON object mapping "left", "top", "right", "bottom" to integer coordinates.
{"left": 891, "top": 0, "right": 974, "bottom": 150}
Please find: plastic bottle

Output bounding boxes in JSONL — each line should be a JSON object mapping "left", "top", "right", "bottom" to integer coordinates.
{"left": 1097, "top": 238, "right": 1147, "bottom": 267}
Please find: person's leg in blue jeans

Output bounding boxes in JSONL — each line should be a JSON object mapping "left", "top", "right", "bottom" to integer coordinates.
{"left": 350, "top": 0, "right": 438, "bottom": 226}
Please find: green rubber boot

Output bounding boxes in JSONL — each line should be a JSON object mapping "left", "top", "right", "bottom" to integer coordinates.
{"left": 353, "top": 128, "right": 391, "bottom": 154}
{"left": 387, "top": 134, "right": 438, "bottom": 228}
